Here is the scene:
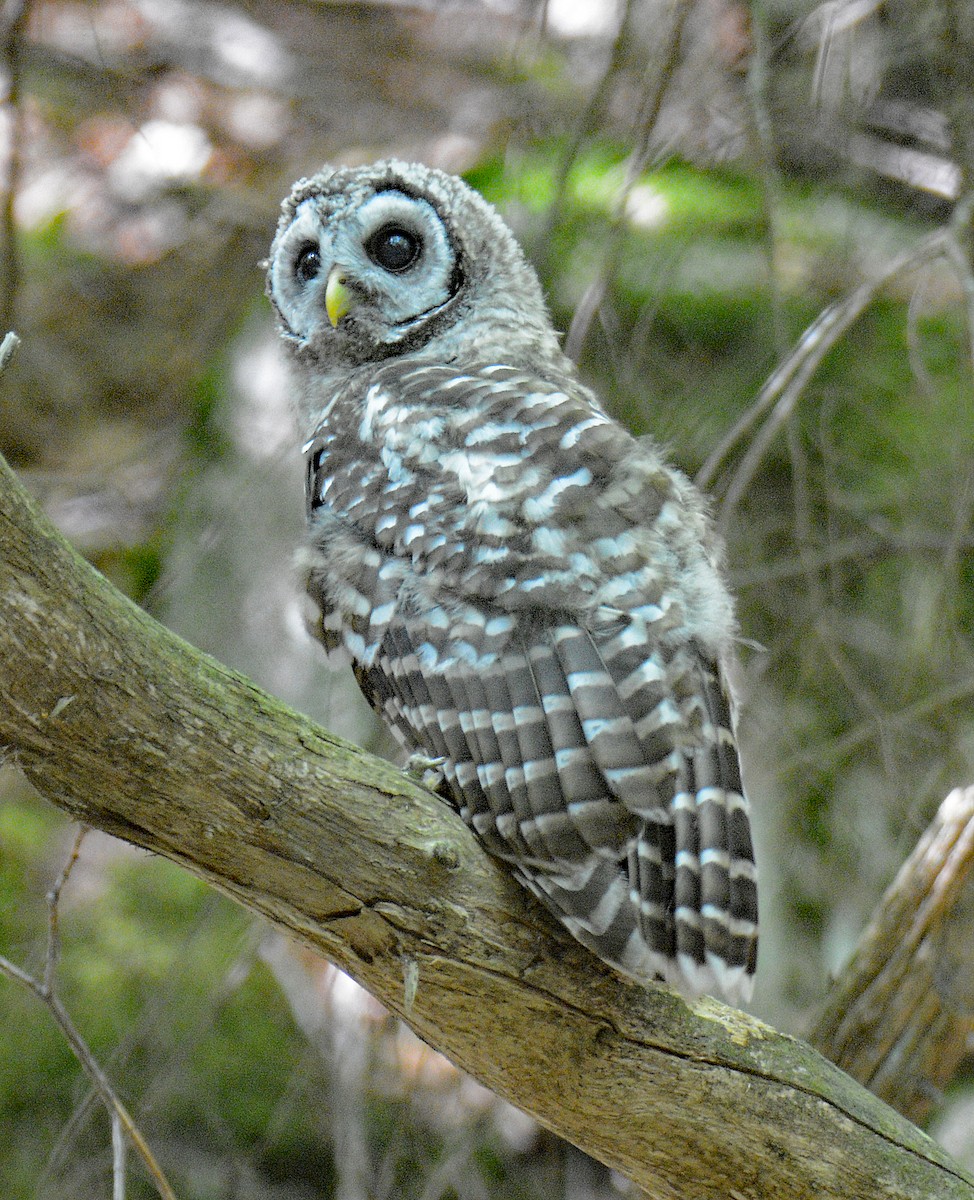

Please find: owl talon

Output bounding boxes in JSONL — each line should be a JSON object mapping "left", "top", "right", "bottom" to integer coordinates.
{"left": 403, "top": 752, "right": 447, "bottom": 790}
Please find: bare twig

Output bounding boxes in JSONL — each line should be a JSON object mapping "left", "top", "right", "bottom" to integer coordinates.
{"left": 44, "top": 825, "right": 88, "bottom": 994}
{"left": 0, "top": 0, "right": 26, "bottom": 333}
{"left": 535, "top": 0, "right": 634, "bottom": 280}
{"left": 563, "top": 0, "right": 693, "bottom": 363}
{"left": 746, "top": 0, "right": 790, "bottom": 357}
{"left": 779, "top": 674, "right": 974, "bottom": 776}
{"left": 0, "top": 832, "right": 179, "bottom": 1200}
{"left": 697, "top": 228, "right": 951, "bottom": 531}
{"left": 112, "top": 1111, "right": 126, "bottom": 1200}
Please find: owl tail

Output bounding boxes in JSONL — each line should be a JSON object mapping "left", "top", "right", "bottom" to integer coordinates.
{"left": 519, "top": 625, "right": 758, "bottom": 1005}
{"left": 515, "top": 816, "right": 756, "bottom": 1007}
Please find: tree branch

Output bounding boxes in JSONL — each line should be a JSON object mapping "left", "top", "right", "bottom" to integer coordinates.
{"left": 811, "top": 786, "right": 974, "bottom": 1127}
{"left": 0, "top": 448, "right": 971, "bottom": 1200}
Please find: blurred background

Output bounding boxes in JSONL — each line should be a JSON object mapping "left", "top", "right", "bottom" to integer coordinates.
{"left": 2, "top": 0, "right": 974, "bottom": 1195}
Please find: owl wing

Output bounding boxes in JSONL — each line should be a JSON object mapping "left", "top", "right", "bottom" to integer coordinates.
{"left": 304, "top": 362, "right": 758, "bottom": 1002}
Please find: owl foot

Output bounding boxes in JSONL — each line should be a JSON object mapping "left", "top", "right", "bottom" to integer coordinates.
{"left": 403, "top": 752, "right": 448, "bottom": 791}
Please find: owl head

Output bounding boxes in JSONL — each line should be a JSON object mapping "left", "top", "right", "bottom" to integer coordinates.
{"left": 267, "top": 160, "right": 564, "bottom": 373}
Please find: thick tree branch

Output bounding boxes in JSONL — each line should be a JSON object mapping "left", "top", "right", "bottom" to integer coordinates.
{"left": 0, "top": 448, "right": 971, "bottom": 1200}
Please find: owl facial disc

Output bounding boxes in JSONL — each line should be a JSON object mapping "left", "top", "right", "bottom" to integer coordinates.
{"left": 270, "top": 187, "right": 461, "bottom": 357}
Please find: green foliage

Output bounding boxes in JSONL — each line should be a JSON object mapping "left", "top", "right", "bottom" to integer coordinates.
{"left": 184, "top": 362, "right": 235, "bottom": 468}
{"left": 103, "top": 538, "right": 167, "bottom": 604}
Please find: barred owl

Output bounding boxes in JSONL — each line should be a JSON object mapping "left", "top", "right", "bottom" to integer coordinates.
{"left": 267, "top": 160, "right": 758, "bottom": 1003}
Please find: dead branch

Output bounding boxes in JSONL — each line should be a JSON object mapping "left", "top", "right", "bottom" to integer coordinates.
{"left": 810, "top": 786, "right": 974, "bottom": 1127}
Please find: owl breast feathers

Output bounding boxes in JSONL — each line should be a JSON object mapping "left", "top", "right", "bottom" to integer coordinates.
{"left": 267, "top": 160, "right": 758, "bottom": 1004}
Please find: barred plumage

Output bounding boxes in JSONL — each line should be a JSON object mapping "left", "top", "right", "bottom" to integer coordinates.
{"left": 268, "top": 161, "right": 758, "bottom": 1003}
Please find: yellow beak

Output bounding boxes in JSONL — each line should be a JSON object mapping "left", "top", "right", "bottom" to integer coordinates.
{"left": 325, "top": 266, "right": 355, "bottom": 328}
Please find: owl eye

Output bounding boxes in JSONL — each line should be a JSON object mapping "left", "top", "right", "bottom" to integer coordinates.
{"left": 295, "top": 244, "right": 322, "bottom": 284}
{"left": 365, "top": 225, "right": 421, "bottom": 273}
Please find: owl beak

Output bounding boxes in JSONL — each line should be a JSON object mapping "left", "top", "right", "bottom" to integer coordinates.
{"left": 325, "top": 266, "right": 356, "bottom": 328}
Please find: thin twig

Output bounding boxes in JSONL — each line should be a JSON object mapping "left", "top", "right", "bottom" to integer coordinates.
{"left": 697, "top": 228, "right": 951, "bottom": 531}
{"left": 779, "top": 674, "right": 974, "bottom": 774}
{"left": 746, "top": 0, "right": 790, "bottom": 357}
{"left": 564, "top": 0, "right": 693, "bottom": 362}
{"left": 44, "top": 825, "right": 88, "bottom": 994}
{"left": 733, "top": 526, "right": 974, "bottom": 587}
{"left": 533, "top": 0, "right": 634, "bottom": 284}
{"left": 0, "top": 0, "right": 26, "bottom": 333}
{"left": 112, "top": 1110, "right": 126, "bottom": 1200}
{"left": 0, "top": 956, "right": 179, "bottom": 1199}
{"left": 0, "top": 835, "right": 179, "bottom": 1200}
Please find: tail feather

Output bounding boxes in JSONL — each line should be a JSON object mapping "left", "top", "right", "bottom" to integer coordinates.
{"left": 363, "top": 606, "right": 757, "bottom": 1003}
